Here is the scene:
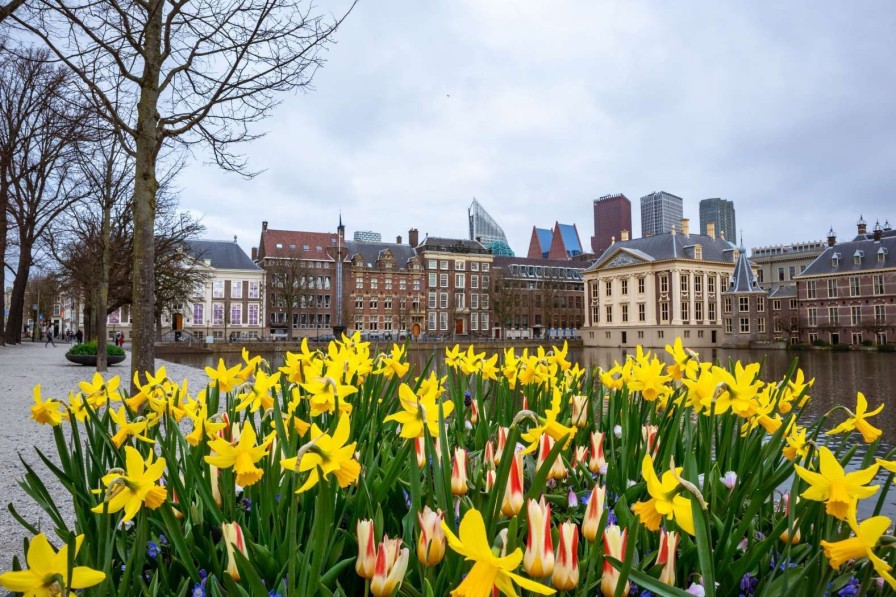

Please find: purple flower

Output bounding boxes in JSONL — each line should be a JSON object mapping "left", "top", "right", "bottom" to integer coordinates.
{"left": 147, "top": 541, "right": 159, "bottom": 560}
{"left": 739, "top": 573, "right": 758, "bottom": 596}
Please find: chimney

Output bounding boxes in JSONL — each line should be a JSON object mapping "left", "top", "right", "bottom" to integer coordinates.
{"left": 680, "top": 218, "right": 690, "bottom": 237}
{"left": 874, "top": 220, "right": 883, "bottom": 242}
{"left": 396, "top": 235, "right": 402, "bottom": 244}
{"left": 719, "top": 230, "right": 725, "bottom": 240}
{"left": 706, "top": 221, "right": 716, "bottom": 240}
{"left": 827, "top": 227, "right": 837, "bottom": 247}
{"left": 620, "top": 229, "right": 630, "bottom": 241}
{"left": 408, "top": 228, "right": 419, "bottom": 247}
{"left": 251, "top": 247, "right": 258, "bottom": 260}
{"left": 262, "top": 220, "right": 268, "bottom": 231}
{"left": 857, "top": 215, "right": 867, "bottom": 235}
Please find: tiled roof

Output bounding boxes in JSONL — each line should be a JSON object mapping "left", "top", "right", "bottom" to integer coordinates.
{"left": 727, "top": 250, "right": 764, "bottom": 293}
{"left": 259, "top": 229, "right": 341, "bottom": 261}
{"left": 800, "top": 235, "right": 896, "bottom": 276}
{"left": 768, "top": 285, "right": 797, "bottom": 298}
{"left": 587, "top": 232, "right": 737, "bottom": 271}
{"left": 186, "top": 240, "right": 261, "bottom": 270}
{"left": 345, "top": 240, "right": 418, "bottom": 270}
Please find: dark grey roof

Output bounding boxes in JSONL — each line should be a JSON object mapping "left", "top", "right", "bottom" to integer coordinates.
{"left": 851, "top": 228, "right": 896, "bottom": 242}
{"left": 344, "top": 240, "right": 418, "bottom": 270}
{"left": 587, "top": 232, "right": 737, "bottom": 271}
{"left": 726, "top": 250, "right": 764, "bottom": 293}
{"left": 799, "top": 235, "right": 896, "bottom": 277}
{"left": 186, "top": 240, "right": 261, "bottom": 270}
{"left": 768, "top": 285, "right": 797, "bottom": 298}
{"left": 418, "top": 236, "right": 490, "bottom": 254}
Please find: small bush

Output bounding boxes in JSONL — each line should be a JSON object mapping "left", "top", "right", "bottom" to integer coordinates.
{"left": 67, "top": 341, "right": 125, "bottom": 356}
{"left": 811, "top": 339, "right": 831, "bottom": 347}
{"left": 861, "top": 339, "right": 874, "bottom": 347}
{"left": 832, "top": 343, "right": 851, "bottom": 352}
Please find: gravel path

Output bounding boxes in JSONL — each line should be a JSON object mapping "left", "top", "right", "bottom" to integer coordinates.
{"left": 0, "top": 342, "right": 208, "bottom": 574}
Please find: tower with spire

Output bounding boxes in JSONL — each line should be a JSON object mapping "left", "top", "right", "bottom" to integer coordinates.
{"left": 721, "top": 238, "right": 767, "bottom": 348}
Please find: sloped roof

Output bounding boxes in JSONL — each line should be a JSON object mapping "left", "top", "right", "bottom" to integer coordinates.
{"left": 800, "top": 235, "right": 896, "bottom": 276}
{"left": 556, "top": 223, "right": 582, "bottom": 255}
{"left": 186, "top": 240, "right": 261, "bottom": 270}
{"left": 768, "top": 285, "right": 797, "bottom": 298}
{"left": 259, "top": 229, "right": 340, "bottom": 261}
{"left": 345, "top": 240, "right": 418, "bottom": 270}
{"left": 588, "top": 232, "right": 737, "bottom": 271}
{"left": 727, "top": 250, "right": 764, "bottom": 293}
{"left": 418, "top": 236, "right": 490, "bottom": 254}
{"left": 535, "top": 228, "right": 552, "bottom": 254}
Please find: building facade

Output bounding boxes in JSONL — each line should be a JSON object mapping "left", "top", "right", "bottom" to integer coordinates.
{"left": 416, "top": 236, "right": 494, "bottom": 338}
{"left": 699, "top": 198, "right": 736, "bottom": 243}
{"left": 490, "top": 256, "right": 585, "bottom": 339}
{"left": 720, "top": 248, "right": 767, "bottom": 348}
{"left": 795, "top": 221, "right": 896, "bottom": 346}
{"left": 750, "top": 239, "right": 827, "bottom": 292}
{"left": 582, "top": 219, "right": 738, "bottom": 348}
{"left": 591, "top": 193, "right": 632, "bottom": 256}
{"left": 640, "top": 191, "right": 684, "bottom": 238}
{"left": 468, "top": 198, "right": 513, "bottom": 256}
{"left": 527, "top": 222, "right": 584, "bottom": 260}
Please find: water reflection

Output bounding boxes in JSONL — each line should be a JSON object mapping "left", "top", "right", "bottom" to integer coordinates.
{"left": 164, "top": 345, "right": 896, "bottom": 517}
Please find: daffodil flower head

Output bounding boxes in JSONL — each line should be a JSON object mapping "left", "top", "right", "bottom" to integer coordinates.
{"left": 0, "top": 534, "right": 105, "bottom": 595}
{"left": 794, "top": 446, "right": 879, "bottom": 520}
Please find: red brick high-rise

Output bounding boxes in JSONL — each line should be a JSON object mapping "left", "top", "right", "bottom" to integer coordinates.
{"left": 590, "top": 194, "right": 632, "bottom": 255}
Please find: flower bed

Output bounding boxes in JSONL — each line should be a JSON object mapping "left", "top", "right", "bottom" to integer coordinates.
{"left": 2, "top": 336, "right": 895, "bottom": 596}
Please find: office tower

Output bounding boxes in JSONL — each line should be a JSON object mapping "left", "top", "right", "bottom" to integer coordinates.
{"left": 590, "top": 193, "right": 632, "bottom": 254}
{"left": 640, "top": 191, "right": 684, "bottom": 237}
{"left": 699, "top": 198, "right": 736, "bottom": 242}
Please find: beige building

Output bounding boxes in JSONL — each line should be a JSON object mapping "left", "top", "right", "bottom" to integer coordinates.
{"left": 749, "top": 238, "right": 827, "bottom": 292}
{"left": 582, "top": 220, "right": 739, "bottom": 348}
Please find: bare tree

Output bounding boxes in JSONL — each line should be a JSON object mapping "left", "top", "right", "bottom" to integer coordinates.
{"left": 266, "top": 251, "right": 317, "bottom": 339}
{"left": 1, "top": 47, "right": 87, "bottom": 344}
{"left": 0, "top": 0, "right": 25, "bottom": 23}
{"left": 488, "top": 268, "right": 521, "bottom": 340}
{"left": 14, "top": 0, "right": 355, "bottom": 382}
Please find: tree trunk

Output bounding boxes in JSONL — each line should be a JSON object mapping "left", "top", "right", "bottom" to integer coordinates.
{"left": 96, "top": 167, "right": 113, "bottom": 372}
{"left": 4, "top": 239, "right": 32, "bottom": 344}
{"left": 0, "top": 156, "right": 7, "bottom": 345}
{"left": 130, "top": 1, "right": 163, "bottom": 390}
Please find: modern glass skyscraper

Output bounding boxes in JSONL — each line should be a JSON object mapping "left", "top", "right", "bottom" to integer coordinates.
{"left": 699, "top": 198, "right": 736, "bottom": 242}
{"left": 468, "top": 198, "right": 514, "bottom": 256}
{"left": 640, "top": 191, "right": 684, "bottom": 237}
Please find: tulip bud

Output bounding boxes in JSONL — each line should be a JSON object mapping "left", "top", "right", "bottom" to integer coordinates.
{"left": 495, "top": 426, "right": 509, "bottom": 466}
{"left": 210, "top": 464, "right": 222, "bottom": 507}
{"left": 501, "top": 451, "right": 525, "bottom": 517}
{"left": 370, "top": 537, "right": 409, "bottom": 597}
{"left": 613, "top": 424, "right": 622, "bottom": 439}
{"left": 414, "top": 437, "right": 425, "bottom": 469}
{"left": 571, "top": 446, "right": 588, "bottom": 470}
{"left": 524, "top": 497, "right": 554, "bottom": 578}
{"left": 470, "top": 399, "right": 480, "bottom": 425}
{"left": 642, "top": 424, "right": 659, "bottom": 456}
{"left": 221, "top": 521, "right": 248, "bottom": 580}
{"left": 582, "top": 484, "right": 605, "bottom": 542}
{"left": 416, "top": 506, "right": 446, "bottom": 566}
{"left": 484, "top": 441, "right": 496, "bottom": 468}
{"left": 356, "top": 519, "right": 377, "bottom": 579}
{"left": 589, "top": 431, "right": 607, "bottom": 475}
{"left": 569, "top": 394, "right": 588, "bottom": 428}
{"left": 601, "top": 525, "right": 629, "bottom": 597}
{"left": 721, "top": 471, "right": 737, "bottom": 491}
{"left": 495, "top": 528, "right": 509, "bottom": 557}
{"left": 484, "top": 468, "right": 496, "bottom": 492}
{"left": 521, "top": 396, "right": 529, "bottom": 412}
{"left": 451, "top": 448, "right": 468, "bottom": 496}
{"left": 552, "top": 521, "right": 579, "bottom": 591}
{"left": 536, "top": 434, "right": 567, "bottom": 481}
{"left": 779, "top": 492, "right": 800, "bottom": 544}
{"left": 657, "top": 529, "right": 678, "bottom": 586}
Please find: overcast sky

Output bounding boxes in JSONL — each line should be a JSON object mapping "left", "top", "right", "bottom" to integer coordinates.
{"left": 180, "top": 0, "right": 896, "bottom": 257}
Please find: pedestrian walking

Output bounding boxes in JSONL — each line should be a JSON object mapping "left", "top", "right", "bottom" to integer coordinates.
{"left": 44, "top": 325, "right": 56, "bottom": 347}
{"left": 75, "top": 329, "right": 83, "bottom": 344}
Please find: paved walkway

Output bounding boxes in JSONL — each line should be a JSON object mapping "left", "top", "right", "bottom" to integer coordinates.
{"left": 0, "top": 342, "right": 208, "bottom": 572}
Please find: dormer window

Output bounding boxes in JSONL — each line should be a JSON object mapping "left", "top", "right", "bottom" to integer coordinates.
{"left": 694, "top": 244, "right": 703, "bottom": 260}
{"left": 879, "top": 248, "right": 888, "bottom": 264}
{"left": 853, "top": 250, "right": 864, "bottom": 265}
{"left": 275, "top": 243, "right": 283, "bottom": 249}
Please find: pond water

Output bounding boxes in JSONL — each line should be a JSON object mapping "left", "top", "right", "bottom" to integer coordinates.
{"left": 163, "top": 345, "right": 896, "bottom": 518}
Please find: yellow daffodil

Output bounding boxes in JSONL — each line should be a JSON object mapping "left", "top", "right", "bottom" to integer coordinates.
{"left": 479, "top": 354, "right": 500, "bottom": 381}
{"left": 79, "top": 372, "right": 120, "bottom": 408}
{"left": 236, "top": 347, "right": 264, "bottom": 382}
{"left": 782, "top": 422, "right": 810, "bottom": 461}
{"left": 301, "top": 362, "right": 357, "bottom": 416}
{"left": 281, "top": 415, "right": 360, "bottom": 493}
{"left": 235, "top": 370, "right": 281, "bottom": 412}
{"left": 384, "top": 382, "right": 454, "bottom": 439}
{"left": 714, "top": 362, "right": 762, "bottom": 418}
{"left": 681, "top": 362, "right": 723, "bottom": 413}
{"left": 820, "top": 503, "right": 896, "bottom": 590}
{"left": 665, "top": 338, "right": 698, "bottom": 381}
{"left": 628, "top": 352, "right": 671, "bottom": 402}
{"left": 778, "top": 369, "right": 813, "bottom": 414}
{"left": 30, "top": 385, "right": 67, "bottom": 426}
{"left": 0, "top": 533, "right": 105, "bottom": 595}
{"left": 794, "top": 446, "right": 879, "bottom": 520}
{"left": 108, "top": 406, "right": 154, "bottom": 448}
{"left": 92, "top": 446, "right": 167, "bottom": 522}
{"left": 67, "top": 392, "right": 88, "bottom": 422}
{"left": 520, "top": 387, "right": 576, "bottom": 455}
{"left": 125, "top": 367, "right": 171, "bottom": 411}
{"left": 279, "top": 339, "right": 318, "bottom": 385}
{"left": 184, "top": 403, "right": 227, "bottom": 447}
{"left": 631, "top": 454, "right": 695, "bottom": 535}
{"left": 741, "top": 385, "right": 782, "bottom": 436}
{"left": 826, "top": 392, "right": 884, "bottom": 443}
{"left": 878, "top": 458, "right": 896, "bottom": 473}
{"left": 441, "top": 508, "right": 555, "bottom": 597}
{"left": 445, "top": 344, "right": 464, "bottom": 369}
{"left": 205, "top": 422, "right": 272, "bottom": 487}
{"left": 376, "top": 344, "right": 410, "bottom": 379}
{"left": 205, "top": 359, "right": 243, "bottom": 393}
{"left": 459, "top": 345, "right": 486, "bottom": 376}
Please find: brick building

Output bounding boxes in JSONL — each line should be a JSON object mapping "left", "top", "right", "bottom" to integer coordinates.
{"left": 795, "top": 219, "right": 895, "bottom": 346}
{"left": 591, "top": 194, "right": 632, "bottom": 256}
{"left": 721, "top": 248, "right": 766, "bottom": 348}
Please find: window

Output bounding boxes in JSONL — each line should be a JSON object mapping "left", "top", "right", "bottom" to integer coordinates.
{"left": 356, "top": 277, "right": 364, "bottom": 290}
{"left": 455, "top": 273, "right": 465, "bottom": 288}
{"left": 808, "top": 307, "right": 817, "bottom": 327}
{"left": 213, "top": 303, "right": 224, "bottom": 325}
{"left": 370, "top": 278, "right": 378, "bottom": 290}
{"left": 806, "top": 280, "right": 816, "bottom": 299}
{"left": 849, "top": 277, "right": 860, "bottom": 296}
{"left": 737, "top": 318, "right": 749, "bottom": 333}
{"left": 481, "top": 294, "right": 489, "bottom": 309}
{"left": 638, "top": 303, "right": 646, "bottom": 322}
{"left": 773, "top": 299, "right": 781, "bottom": 311}
{"left": 725, "top": 318, "right": 733, "bottom": 333}
{"left": 854, "top": 252, "right": 863, "bottom": 265}
{"left": 680, "top": 274, "right": 689, "bottom": 294}
{"left": 230, "top": 303, "right": 242, "bottom": 325}
{"left": 399, "top": 279, "right": 406, "bottom": 291}
{"left": 826, "top": 306, "right": 838, "bottom": 326}
{"left": 231, "top": 281, "right": 243, "bottom": 299}
{"left": 369, "top": 297, "right": 378, "bottom": 310}
{"left": 879, "top": 250, "right": 887, "bottom": 265}
{"left": 193, "top": 303, "right": 204, "bottom": 324}
{"left": 621, "top": 279, "right": 628, "bottom": 295}
{"left": 384, "top": 296, "right": 393, "bottom": 310}
{"left": 695, "top": 302, "right": 703, "bottom": 321}
{"left": 724, "top": 297, "right": 732, "bottom": 314}
{"left": 757, "top": 297, "right": 765, "bottom": 312}
{"left": 638, "top": 278, "right": 645, "bottom": 294}
{"left": 657, "top": 330, "right": 664, "bottom": 339}
{"left": 471, "top": 312, "right": 479, "bottom": 330}
{"left": 591, "top": 306, "right": 600, "bottom": 324}
{"left": 428, "top": 273, "right": 437, "bottom": 288}
{"left": 247, "top": 304, "right": 259, "bottom": 326}
{"left": 481, "top": 313, "right": 489, "bottom": 329}
{"left": 739, "top": 297, "right": 749, "bottom": 312}
{"left": 455, "top": 293, "right": 465, "bottom": 309}
{"left": 789, "top": 266, "right": 795, "bottom": 280}
{"left": 482, "top": 274, "right": 489, "bottom": 288}
{"left": 355, "top": 296, "right": 364, "bottom": 310}
{"left": 471, "top": 275, "right": 479, "bottom": 289}
{"left": 212, "top": 281, "right": 225, "bottom": 299}
{"left": 428, "top": 259, "right": 437, "bottom": 269}
{"left": 440, "top": 274, "right": 448, "bottom": 288}
{"left": 471, "top": 262, "right": 479, "bottom": 271}
{"left": 471, "top": 294, "right": 479, "bottom": 309}
{"left": 660, "top": 302, "right": 670, "bottom": 322}
{"left": 708, "top": 276, "right": 715, "bottom": 294}
{"left": 605, "top": 305, "right": 613, "bottom": 323}
{"left": 790, "top": 299, "right": 797, "bottom": 310}
{"left": 621, "top": 304, "right": 629, "bottom": 322}
{"left": 440, "top": 260, "right": 449, "bottom": 270}
{"left": 605, "top": 281, "right": 612, "bottom": 296}
{"left": 440, "top": 293, "right": 448, "bottom": 309}
{"left": 778, "top": 267, "right": 785, "bottom": 282}
{"left": 439, "top": 312, "right": 448, "bottom": 331}
{"left": 428, "top": 292, "right": 436, "bottom": 309}
{"left": 851, "top": 306, "right": 861, "bottom": 326}
{"left": 828, "top": 279, "right": 837, "bottom": 298}
{"left": 694, "top": 276, "right": 703, "bottom": 293}
{"left": 482, "top": 263, "right": 490, "bottom": 272}
{"left": 660, "top": 275, "right": 669, "bottom": 293}
{"left": 384, "top": 279, "right": 392, "bottom": 291}
{"left": 413, "top": 279, "right": 421, "bottom": 291}
{"left": 248, "top": 281, "right": 260, "bottom": 299}
{"left": 757, "top": 317, "right": 765, "bottom": 333}
{"left": 428, "top": 312, "right": 436, "bottom": 330}
{"left": 774, "top": 318, "right": 783, "bottom": 333}
{"left": 873, "top": 274, "right": 884, "bottom": 295}
{"left": 875, "top": 305, "right": 886, "bottom": 324}
{"left": 681, "top": 302, "right": 689, "bottom": 321}
{"left": 455, "top": 260, "right": 465, "bottom": 270}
